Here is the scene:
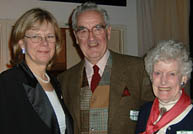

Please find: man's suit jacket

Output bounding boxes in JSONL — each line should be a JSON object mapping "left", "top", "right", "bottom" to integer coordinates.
{"left": 58, "top": 51, "right": 154, "bottom": 134}
{"left": 0, "top": 61, "right": 73, "bottom": 134}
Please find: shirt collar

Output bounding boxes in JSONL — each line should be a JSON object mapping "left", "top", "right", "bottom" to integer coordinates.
{"left": 85, "top": 50, "right": 110, "bottom": 76}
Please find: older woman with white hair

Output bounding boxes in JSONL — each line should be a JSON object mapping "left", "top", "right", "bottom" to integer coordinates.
{"left": 136, "top": 40, "right": 193, "bottom": 134}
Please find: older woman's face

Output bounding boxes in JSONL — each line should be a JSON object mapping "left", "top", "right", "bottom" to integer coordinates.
{"left": 19, "top": 22, "right": 56, "bottom": 67}
{"left": 152, "top": 60, "right": 185, "bottom": 103}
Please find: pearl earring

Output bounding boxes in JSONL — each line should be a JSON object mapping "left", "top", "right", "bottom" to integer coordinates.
{"left": 21, "top": 48, "right": 25, "bottom": 54}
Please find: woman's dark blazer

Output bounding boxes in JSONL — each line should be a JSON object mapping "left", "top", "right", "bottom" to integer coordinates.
{"left": 136, "top": 102, "right": 193, "bottom": 134}
{"left": 0, "top": 61, "right": 73, "bottom": 134}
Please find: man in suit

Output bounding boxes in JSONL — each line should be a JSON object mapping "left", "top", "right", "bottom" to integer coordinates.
{"left": 58, "top": 2, "right": 154, "bottom": 134}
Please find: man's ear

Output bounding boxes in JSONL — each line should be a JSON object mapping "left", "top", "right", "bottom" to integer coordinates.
{"left": 73, "top": 31, "right": 79, "bottom": 44}
{"left": 106, "top": 25, "right": 111, "bottom": 41}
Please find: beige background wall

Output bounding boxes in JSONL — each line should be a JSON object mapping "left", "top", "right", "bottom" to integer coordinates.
{"left": 0, "top": 0, "right": 139, "bottom": 56}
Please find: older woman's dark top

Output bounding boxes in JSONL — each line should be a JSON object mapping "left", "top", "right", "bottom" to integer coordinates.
{"left": 136, "top": 102, "right": 193, "bottom": 134}
{"left": 0, "top": 61, "right": 73, "bottom": 134}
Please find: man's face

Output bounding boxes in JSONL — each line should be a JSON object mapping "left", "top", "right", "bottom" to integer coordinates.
{"left": 74, "top": 10, "right": 111, "bottom": 64}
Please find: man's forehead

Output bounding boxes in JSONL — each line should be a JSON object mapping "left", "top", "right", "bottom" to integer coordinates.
{"left": 77, "top": 10, "right": 104, "bottom": 22}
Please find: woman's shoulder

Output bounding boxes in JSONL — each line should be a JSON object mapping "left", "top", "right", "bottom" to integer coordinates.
{"left": 186, "top": 104, "right": 193, "bottom": 116}
{"left": 140, "top": 101, "right": 153, "bottom": 110}
{"left": 0, "top": 66, "right": 25, "bottom": 82}
{"left": 138, "top": 101, "right": 154, "bottom": 119}
{"left": 0, "top": 66, "right": 20, "bottom": 78}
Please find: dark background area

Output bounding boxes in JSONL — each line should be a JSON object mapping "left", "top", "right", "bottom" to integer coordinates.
{"left": 189, "top": 0, "right": 193, "bottom": 98}
{"left": 41, "top": 0, "right": 127, "bottom": 6}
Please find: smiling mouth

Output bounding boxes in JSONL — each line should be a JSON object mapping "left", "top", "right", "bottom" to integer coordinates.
{"left": 88, "top": 42, "right": 98, "bottom": 47}
{"left": 158, "top": 87, "right": 171, "bottom": 91}
{"left": 38, "top": 50, "right": 49, "bottom": 53}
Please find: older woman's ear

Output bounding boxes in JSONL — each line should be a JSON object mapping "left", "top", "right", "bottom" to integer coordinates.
{"left": 181, "top": 76, "right": 188, "bottom": 86}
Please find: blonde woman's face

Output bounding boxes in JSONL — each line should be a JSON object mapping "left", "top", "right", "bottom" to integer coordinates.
{"left": 20, "top": 22, "right": 56, "bottom": 67}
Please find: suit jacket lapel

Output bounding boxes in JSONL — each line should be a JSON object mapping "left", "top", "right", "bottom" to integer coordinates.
{"left": 19, "top": 61, "right": 60, "bottom": 134}
{"left": 23, "top": 83, "right": 59, "bottom": 130}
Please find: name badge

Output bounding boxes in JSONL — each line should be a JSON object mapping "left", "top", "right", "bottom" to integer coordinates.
{"left": 177, "top": 131, "right": 193, "bottom": 134}
{"left": 130, "top": 110, "right": 139, "bottom": 121}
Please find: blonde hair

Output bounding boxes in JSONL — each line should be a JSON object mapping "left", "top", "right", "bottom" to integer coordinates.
{"left": 10, "top": 8, "right": 62, "bottom": 67}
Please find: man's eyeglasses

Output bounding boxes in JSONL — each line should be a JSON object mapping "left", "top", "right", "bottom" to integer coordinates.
{"left": 25, "top": 35, "right": 56, "bottom": 43}
{"left": 76, "top": 24, "right": 106, "bottom": 39}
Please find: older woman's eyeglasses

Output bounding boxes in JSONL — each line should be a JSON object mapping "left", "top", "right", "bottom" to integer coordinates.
{"left": 76, "top": 24, "right": 106, "bottom": 39}
{"left": 25, "top": 35, "right": 56, "bottom": 43}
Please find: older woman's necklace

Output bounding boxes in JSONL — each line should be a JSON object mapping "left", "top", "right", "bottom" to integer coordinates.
{"left": 33, "top": 73, "right": 50, "bottom": 83}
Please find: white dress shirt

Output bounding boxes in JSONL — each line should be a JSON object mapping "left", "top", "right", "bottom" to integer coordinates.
{"left": 84, "top": 50, "right": 110, "bottom": 88}
{"left": 45, "top": 90, "right": 66, "bottom": 134}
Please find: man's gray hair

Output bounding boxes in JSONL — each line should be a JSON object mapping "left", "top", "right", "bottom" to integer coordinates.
{"left": 71, "top": 1, "right": 110, "bottom": 31}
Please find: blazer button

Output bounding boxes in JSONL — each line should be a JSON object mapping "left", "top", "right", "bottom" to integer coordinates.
{"left": 167, "top": 126, "right": 171, "bottom": 130}
{"left": 90, "top": 128, "right": 95, "bottom": 134}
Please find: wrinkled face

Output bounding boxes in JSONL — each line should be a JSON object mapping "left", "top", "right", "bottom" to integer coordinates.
{"left": 74, "top": 10, "right": 111, "bottom": 64}
{"left": 19, "top": 22, "right": 56, "bottom": 67}
{"left": 152, "top": 60, "right": 187, "bottom": 103}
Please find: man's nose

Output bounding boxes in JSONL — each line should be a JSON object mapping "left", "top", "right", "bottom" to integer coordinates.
{"left": 88, "top": 30, "right": 95, "bottom": 40}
